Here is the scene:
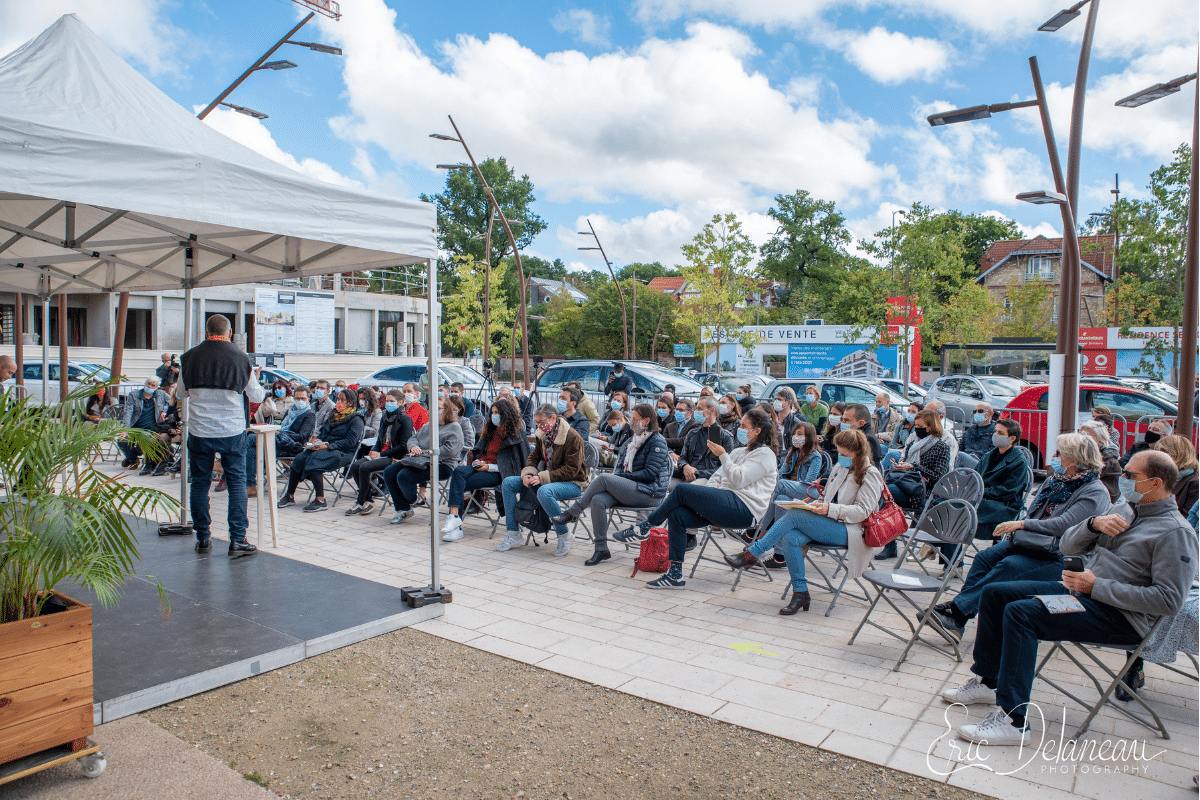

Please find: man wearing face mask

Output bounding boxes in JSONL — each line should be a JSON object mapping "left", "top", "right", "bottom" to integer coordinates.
{"left": 664, "top": 398, "right": 696, "bottom": 453}
{"left": 772, "top": 388, "right": 801, "bottom": 441}
{"left": 842, "top": 404, "right": 884, "bottom": 466}
{"left": 872, "top": 393, "right": 901, "bottom": 444}
{"left": 674, "top": 397, "right": 735, "bottom": 485}
{"left": 400, "top": 382, "right": 429, "bottom": 431}
{"left": 1119, "top": 419, "right": 1172, "bottom": 467}
{"left": 566, "top": 380, "right": 600, "bottom": 433}
{"left": 511, "top": 381, "right": 534, "bottom": 433}
{"left": 310, "top": 380, "right": 334, "bottom": 431}
{"left": 177, "top": 314, "right": 265, "bottom": 556}
{"left": 939, "top": 449, "right": 1193, "bottom": 747}
{"left": 557, "top": 387, "right": 591, "bottom": 439}
{"left": 604, "top": 363, "right": 635, "bottom": 397}
{"left": 961, "top": 402, "right": 997, "bottom": 461}
{"left": 118, "top": 376, "right": 170, "bottom": 470}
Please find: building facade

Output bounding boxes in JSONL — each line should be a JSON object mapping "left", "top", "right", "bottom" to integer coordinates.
{"left": 976, "top": 234, "right": 1115, "bottom": 327}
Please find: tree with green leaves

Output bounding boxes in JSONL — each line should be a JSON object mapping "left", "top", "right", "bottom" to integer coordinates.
{"left": 614, "top": 262, "right": 679, "bottom": 283}
{"left": 441, "top": 255, "right": 514, "bottom": 362}
{"left": 758, "top": 190, "right": 853, "bottom": 302}
{"left": 675, "top": 214, "right": 762, "bottom": 365}
{"left": 998, "top": 278, "right": 1055, "bottom": 340}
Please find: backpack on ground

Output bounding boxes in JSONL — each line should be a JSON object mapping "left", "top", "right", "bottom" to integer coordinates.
{"left": 513, "top": 483, "right": 550, "bottom": 543}
{"left": 630, "top": 527, "right": 670, "bottom": 577}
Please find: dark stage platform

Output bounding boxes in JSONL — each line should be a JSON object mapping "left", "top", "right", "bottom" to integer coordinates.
{"left": 66, "top": 521, "right": 442, "bottom": 724}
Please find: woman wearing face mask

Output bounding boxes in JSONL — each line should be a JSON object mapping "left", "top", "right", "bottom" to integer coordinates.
{"left": 439, "top": 400, "right": 530, "bottom": 540}
{"left": 254, "top": 380, "right": 294, "bottom": 424}
{"left": 595, "top": 409, "right": 632, "bottom": 468}
{"left": 726, "top": 429, "right": 882, "bottom": 614}
{"left": 344, "top": 389, "right": 414, "bottom": 515}
{"left": 654, "top": 396, "right": 675, "bottom": 432}
{"left": 357, "top": 388, "right": 382, "bottom": 437}
{"left": 381, "top": 397, "right": 464, "bottom": 524}
{"left": 889, "top": 402, "right": 922, "bottom": 456}
{"left": 1078, "top": 419, "right": 1121, "bottom": 501}
{"left": 717, "top": 393, "right": 742, "bottom": 437}
{"left": 885, "top": 408, "right": 950, "bottom": 511}
{"left": 925, "top": 433, "right": 1110, "bottom": 643}
{"left": 1152, "top": 434, "right": 1199, "bottom": 514}
{"left": 613, "top": 408, "right": 779, "bottom": 589}
{"left": 797, "top": 385, "right": 829, "bottom": 433}
{"left": 278, "top": 388, "right": 367, "bottom": 513}
{"left": 82, "top": 381, "right": 116, "bottom": 424}
{"left": 553, "top": 404, "right": 673, "bottom": 565}
{"left": 745, "top": 421, "right": 823, "bottom": 555}
{"left": 819, "top": 402, "right": 846, "bottom": 457}
{"left": 735, "top": 384, "right": 755, "bottom": 414}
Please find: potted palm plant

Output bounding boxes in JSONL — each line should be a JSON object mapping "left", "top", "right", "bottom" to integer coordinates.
{"left": 0, "top": 383, "right": 174, "bottom": 767}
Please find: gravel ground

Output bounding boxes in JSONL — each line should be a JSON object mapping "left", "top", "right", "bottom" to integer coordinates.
{"left": 143, "top": 628, "right": 986, "bottom": 800}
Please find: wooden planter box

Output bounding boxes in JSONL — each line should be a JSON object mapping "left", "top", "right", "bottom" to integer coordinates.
{"left": 0, "top": 592, "right": 93, "bottom": 765}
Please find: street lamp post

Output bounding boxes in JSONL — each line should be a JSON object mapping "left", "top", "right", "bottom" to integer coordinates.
{"left": 471, "top": 214, "right": 523, "bottom": 370}
{"left": 578, "top": 221, "right": 629, "bottom": 359}
{"left": 432, "top": 117, "right": 531, "bottom": 385}
{"left": 198, "top": 13, "right": 343, "bottom": 121}
{"left": 890, "top": 208, "right": 907, "bottom": 387}
{"left": 1116, "top": 69, "right": 1200, "bottom": 436}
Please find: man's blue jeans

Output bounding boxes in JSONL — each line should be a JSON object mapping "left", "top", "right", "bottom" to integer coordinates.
{"left": 189, "top": 433, "right": 248, "bottom": 544}
{"left": 748, "top": 509, "right": 848, "bottom": 593}
{"left": 500, "top": 475, "right": 581, "bottom": 535}
{"left": 972, "top": 580, "right": 1140, "bottom": 720}
{"left": 951, "top": 539, "right": 1064, "bottom": 619}
{"left": 118, "top": 424, "right": 154, "bottom": 463}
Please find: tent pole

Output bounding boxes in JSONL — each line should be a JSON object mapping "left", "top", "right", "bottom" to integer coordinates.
{"left": 111, "top": 290, "right": 129, "bottom": 385}
{"left": 58, "top": 294, "right": 68, "bottom": 401}
{"left": 427, "top": 257, "right": 440, "bottom": 595}
{"left": 13, "top": 292, "right": 23, "bottom": 394}
{"left": 179, "top": 265, "right": 193, "bottom": 528}
{"left": 41, "top": 293, "right": 49, "bottom": 401}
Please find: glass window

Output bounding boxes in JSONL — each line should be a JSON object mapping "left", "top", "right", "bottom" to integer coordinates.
{"left": 628, "top": 368, "right": 661, "bottom": 395}
{"left": 565, "top": 365, "right": 603, "bottom": 392}
{"left": 23, "top": 363, "right": 40, "bottom": 380}
{"left": 841, "top": 384, "right": 877, "bottom": 406}
{"left": 379, "top": 366, "right": 417, "bottom": 382}
{"left": 537, "top": 366, "right": 569, "bottom": 388}
{"left": 66, "top": 365, "right": 87, "bottom": 380}
{"left": 978, "top": 377, "right": 1022, "bottom": 398}
{"left": 820, "top": 384, "right": 842, "bottom": 405}
{"left": 1026, "top": 255, "right": 1053, "bottom": 279}
{"left": 1089, "top": 390, "right": 1166, "bottom": 419}
{"left": 937, "top": 377, "right": 959, "bottom": 394}
{"left": 959, "top": 378, "right": 983, "bottom": 399}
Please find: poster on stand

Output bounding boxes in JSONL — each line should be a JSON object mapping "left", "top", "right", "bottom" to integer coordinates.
{"left": 254, "top": 288, "right": 335, "bottom": 354}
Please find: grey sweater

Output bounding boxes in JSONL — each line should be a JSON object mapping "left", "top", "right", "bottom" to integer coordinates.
{"left": 407, "top": 421, "right": 464, "bottom": 470}
{"left": 1022, "top": 477, "right": 1111, "bottom": 537}
{"left": 1060, "top": 497, "right": 1198, "bottom": 636}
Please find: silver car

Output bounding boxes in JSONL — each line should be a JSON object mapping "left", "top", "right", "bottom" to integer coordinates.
{"left": 924, "top": 374, "right": 1028, "bottom": 423}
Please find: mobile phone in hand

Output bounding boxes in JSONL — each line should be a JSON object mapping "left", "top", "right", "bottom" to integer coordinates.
{"left": 708, "top": 425, "right": 721, "bottom": 444}
{"left": 1062, "top": 555, "right": 1085, "bottom": 572}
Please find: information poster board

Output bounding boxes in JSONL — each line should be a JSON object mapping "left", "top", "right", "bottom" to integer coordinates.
{"left": 254, "top": 288, "right": 335, "bottom": 354}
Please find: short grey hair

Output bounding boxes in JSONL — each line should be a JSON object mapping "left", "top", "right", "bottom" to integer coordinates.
{"left": 1079, "top": 419, "right": 1109, "bottom": 447}
{"left": 1150, "top": 419, "right": 1175, "bottom": 436}
{"left": 928, "top": 399, "right": 946, "bottom": 416}
{"left": 1055, "top": 432, "right": 1103, "bottom": 474}
{"left": 535, "top": 403, "right": 558, "bottom": 419}
{"left": 774, "top": 386, "right": 797, "bottom": 404}
{"left": 697, "top": 396, "right": 716, "bottom": 411}
{"left": 144, "top": 376, "right": 160, "bottom": 388}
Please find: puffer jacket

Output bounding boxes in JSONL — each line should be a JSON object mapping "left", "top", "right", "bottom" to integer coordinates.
{"left": 614, "top": 431, "right": 672, "bottom": 498}
{"left": 469, "top": 428, "right": 530, "bottom": 479}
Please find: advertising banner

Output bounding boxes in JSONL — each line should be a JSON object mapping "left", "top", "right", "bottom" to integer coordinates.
{"left": 254, "top": 288, "right": 335, "bottom": 354}
{"left": 703, "top": 325, "right": 919, "bottom": 380}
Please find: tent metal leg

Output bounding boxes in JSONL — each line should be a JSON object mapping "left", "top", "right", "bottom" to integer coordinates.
{"left": 41, "top": 294, "right": 49, "bottom": 401}
{"left": 178, "top": 279, "right": 191, "bottom": 528}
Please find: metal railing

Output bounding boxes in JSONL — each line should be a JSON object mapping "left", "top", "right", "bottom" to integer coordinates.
{"left": 262, "top": 266, "right": 430, "bottom": 296}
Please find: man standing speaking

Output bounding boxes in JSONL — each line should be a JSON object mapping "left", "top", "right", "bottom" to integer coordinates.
{"left": 178, "top": 314, "right": 265, "bottom": 556}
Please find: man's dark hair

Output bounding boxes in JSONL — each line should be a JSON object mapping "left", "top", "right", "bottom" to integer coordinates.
{"left": 561, "top": 387, "right": 582, "bottom": 405}
{"left": 996, "top": 418, "right": 1022, "bottom": 440}
{"left": 1141, "top": 449, "right": 1179, "bottom": 492}
{"left": 206, "top": 314, "right": 232, "bottom": 338}
{"left": 846, "top": 403, "right": 871, "bottom": 427}
{"left": 675, "top": 398, "right": 694, "bottom": 412}
{"left": 451, "top": 381, "right": 465, "bottom": 391}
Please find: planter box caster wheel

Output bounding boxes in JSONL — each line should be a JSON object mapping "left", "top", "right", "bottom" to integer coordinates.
{"left": 79, "top": 754, "right": 106, "bottom": 778}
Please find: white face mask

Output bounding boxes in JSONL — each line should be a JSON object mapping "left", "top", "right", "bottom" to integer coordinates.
{"left": 718, "top": 403, "right": 729, "bottom": 414}
{"left": 791, "top": 434, "right": 804, "bottom": 449}
{"left": 404, "top": 392, "right": 416, "bottom": 404}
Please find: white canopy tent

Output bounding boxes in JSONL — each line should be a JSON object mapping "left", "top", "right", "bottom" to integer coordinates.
{"left": 0, "top": 15, "right": 445, "bottom": 593}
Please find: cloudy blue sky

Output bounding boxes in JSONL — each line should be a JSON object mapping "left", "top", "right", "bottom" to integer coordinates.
{"left": 2, "top": 0, "right": 1196, "bottom": 271}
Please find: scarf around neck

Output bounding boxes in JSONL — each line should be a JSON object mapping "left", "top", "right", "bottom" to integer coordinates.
{"left": 329, "top": 405, "right": 354, "bottom": 427}
{"left": 624, "top": 429, "right": 651, "bottom": 472}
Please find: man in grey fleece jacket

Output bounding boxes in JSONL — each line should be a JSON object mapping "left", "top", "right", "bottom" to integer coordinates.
{"left": 937, "top": 450, "right": 1197, "bottom": 746}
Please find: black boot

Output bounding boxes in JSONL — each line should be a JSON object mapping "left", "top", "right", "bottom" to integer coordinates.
{"left": 550, "top": 504, "right": 580, "bottom": 527}
{"left": 779, "top": 591, "right": 811, "bottom": 616}
{"left": 584, "top": 549, "right": 611, "bottom": 566}
{"left": 723, "top": 549, "right": 759, "bottom": 569}
{"left": 1115, "top": 656, "right": 1145, "bottom": 701}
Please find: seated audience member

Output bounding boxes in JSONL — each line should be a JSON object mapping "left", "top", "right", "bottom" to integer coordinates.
{"left": 662, "top": 397, "right": 689, "bottom": 441}
{"left": 674, "top": 397, "right": 734, "bottom": 484}
{"left": 343, "top": 389, "right": 413, "bottom": 516}
{"left": 379, "top": 396, "right": 464, "bottom": 524}
{"left": 716, "top": 394, "right": 742, "bottom": 436}
{"left": 1091, "top": 404, "right": 1123, "bottom": 450}
{"left": 927, "top": 432, "right": 1110, "bottom": 641}
{"left": 605, "top": 391, "right": 631, "bottom": 420}
{"left": 727, "top": 429, "right": 883, "bottom": 614}
{"left": 1079, "top": 418, "right": 1121, "bottom": 502}
{"left": 511, "top": 381, "right": 534, "bottom": 432}
{"left": 357, "top": 387, "right": 381, "bottom": 437}
{"left": 889, "top": 402, "right": 921, "bottom": 458}
{"left": 872, "top": 393, "right": 902, "bottom": 444}
{"left": 565, "top": 380, "right": 599, "bottom": 432}
{"left": 595, "top": 409, "right": 632, "bottom": 467}
{"left": 557, "top": 387, "right": 591, "bottom": 440}
{"left": 843, "top": 403, "right": 884, "bottom": 465}
{"left": 698, "top": 386, "right": 715, "bottom": 399}
{"left": 1153, "top": 434, "right": 1199, "bottom": 514}
{"left": 973, "top": 418, "right": 1031, "bottom": 540}
{"left": 613, "top": 407, "right": 780, "bottom": 589}
{"left": 735, "top": 384, "right": 755, "bottom": 414}
{"left": 118, "top": 377, "right": 169, "bottom": 470}
{"left": 449, "top": 381, "right": 477, "bottom": 420}
{"left": 141, "top": 385, "right": 182, "bottom": 477}
{"left": 255, "top": 380, "right": 294, "bottom": 424}
{"left": 83, "top": 383, "right": 116, "bottom": 424}
{"left": 277, "top": 388, "right": 366, "bottom": 513}
{"left": 654, "top": 395, "right": 675, "bottom": 432}
{"left": 247, "top": 386, "right": 316, "bottom": 495}
{"left": 497, "top": 404, "right": 589, "bottom": 556}
{"left": 925, "top": 399, "right": 959, "bottom": 463}
{"left": 939, "top": 450, "right": 1195, "bottom": 746}
{"left": 885, "top": 408, "right": 950, "bottom": 510}
{"left": 664, "top": 398, "right": 697, "bottom": 454}
{"left": 798, "top": 386, "right": 829, "bottom": 433}
{"left": 1120, "top": 419, "right": 1172, "bottom": 467}
{"left": 961, "top": 402, "right": 997, "bottom": 461}
{"left": 749, "top": 420, "right": 823, "bottom": 554}
{"left": 400, "top": 382, "right": 429, "bottom": 431}
{"left": 310, "top": 380, "right": 334, "bottom": 430}
{"left": 447, "top": 395, "right": 477, "bottom": 454}
{"left": 552, "top": 403, "right": 672, "bottom": 565}
{"left": 440, "top": 400, "right": 530, "bottom": 541}
{"left": 771, "top": 387, "right": 802, "bottom": 441}
{"left": 820, "top": 402, "right": 846, "bottom": 457}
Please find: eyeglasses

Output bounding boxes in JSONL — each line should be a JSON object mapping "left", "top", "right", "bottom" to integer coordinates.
{"left": 1120, "top": 470, "right": 1146, "bottom": 480}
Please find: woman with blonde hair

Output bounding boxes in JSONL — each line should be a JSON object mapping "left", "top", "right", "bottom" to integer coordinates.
{"left": 1153, "top": 434, "right": 1199, "bottom": 513}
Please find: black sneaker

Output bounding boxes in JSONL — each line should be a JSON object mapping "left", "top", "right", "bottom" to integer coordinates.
{"left": 303, "top": 499, "right": 328, "bottom": 513}
{"left": 139, "top": 462, "right": 154, "bottom": 476}
{"left": 612, "top": 520, "right": 651, "bottom": 543}
{"left": 228, "top": 541, "right": 257, "bottom": 556}
{"left": 277, "top": 495, "right": 295, "bottom": 509}
{"left": 762, "top": 554, "right": 787, "bottom": 570}
{"left": 685, "top": 534, "right": 697, "bottom": 551}
{"left": 646, "top": 565, "right": 685, "bottom": 589}
{"left": 194, "top": 539, "right": 212, "bottom": 554}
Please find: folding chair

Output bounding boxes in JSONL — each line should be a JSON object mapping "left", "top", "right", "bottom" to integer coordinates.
{"left": 690, "top": 525, "right": 773, "bottom": 591}
{"left": 906, "top": 469, "right": 984, "bottom": 578}
{"left": 462, "top": 486, "right": 500, "bottom": 538}
{"left": 787, "top": 543, "right": 871, "bottom": 616}
{"left": 848, "top": 499, "right": 976, "bottom": 670}
{"left": 1034, "top": 616, "right": 1173, "bottom": 740}
{"left": 370, "top": 470, "right": 394, "bottom": 516}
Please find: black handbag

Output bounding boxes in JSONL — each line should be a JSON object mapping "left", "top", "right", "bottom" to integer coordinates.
{"left": 1008, "top": 529, "right": 1061, "bottom": 560}
{"left": 885, "top": 466, "right": 927, "bottom": 509}
{"left": 398, "top": 454, "right": 431, "bottom": 470}
{"left": 514, "top": 484, "right": 550, "bottom": 534}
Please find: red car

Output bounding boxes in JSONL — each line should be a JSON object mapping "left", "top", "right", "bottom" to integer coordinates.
{"left": 1001, "top": 382, "right": 1178, "bottom": 469}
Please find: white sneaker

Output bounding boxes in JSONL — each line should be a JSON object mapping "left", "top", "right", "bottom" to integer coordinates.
{"left": 941, "top": 677, "right": 997, "bottom": 706}
{"left": 957, "top": 710, "right": 1030, "bottom": 746}
{"left": 553, "top": 530, "right": 575, "bottom": 557}
{"left": 442, "top": 526, "right": 465, "bottom": 542}
{"left": 440, "top": 514, "right": 462, "bottom": 534}
{"left": 496, "top": 531, "right": 523, "bottom": 551}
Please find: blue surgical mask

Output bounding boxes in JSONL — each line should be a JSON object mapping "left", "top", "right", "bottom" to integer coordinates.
{"left": 674, "top": 411, "right": 686, "bottom": 423}
{"left": 904, "top": 412, "right": 915, "bottom": 423}
{"left": 736, "top": 428, "right": 749, "bottom": 445}
{"left": 294, "top": 401, "right": 308, "bottom": 411}
{"left": 384, "top": 401, "right": 398, "bottom": 413}
{"left": 555, "top": 399, "right": 568, "bottom": 413}
{"left": 491, "top": 413, "right": 501, "bottom": 426}
{"left": 611, "top": 422, "right": 623, "bottom": 431}
{"left": 143, "top": 388, "right": 153, "bottom": 397}
{"left": 656, "top": 407, "right": 668, "bottom": 418}
{"left": 837, "top": 454, "right": 853, "bottom": 469}
{"left": 974, "top": 412, "right": 987, "bottom": 424}
{"left": 839, "top": 422, "right": 852, "bottom": 431}
{"left": 692, "top": 409, "right": 705, "bottom": 424}
{"left": 610, "top": 400, "right": 621, "bottom": 410}
{"left": 1049, "top": 457, "right": 1066, "bottom": 475}
{"left": 513, "top": 388, "right": 522, "bottom": 397}
{"left": 805, "top": 393, "right": 816, "bottom": 403}
{"left": 313, "top": 389, "right": 326, "bottom": 400}
{"left": 1180, "top": 468, "right": 1196, "bottom": 477}
{"left": 1118, "top": 475, "right": 1145, "bottom": 504}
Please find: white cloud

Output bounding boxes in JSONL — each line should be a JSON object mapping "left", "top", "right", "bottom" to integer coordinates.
{"left": 839, "top": 26, "right": 953, "bottom": 85}
{"left": 550, "top": 9, "right": 612, "bottom": 48}
{"left": 201, "top": 107, "right": 362, "bottom": 189}
{"left": 0, "top": 0, "right": 183, "bottom": 74}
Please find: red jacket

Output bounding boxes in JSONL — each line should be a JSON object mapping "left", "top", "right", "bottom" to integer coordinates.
{"left": 404, "top": 402, "right": 429, "bottom": 431}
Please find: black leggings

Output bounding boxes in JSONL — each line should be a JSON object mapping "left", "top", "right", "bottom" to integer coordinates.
{"left": 286, "top": 450, "right": 329, "bottom": 499}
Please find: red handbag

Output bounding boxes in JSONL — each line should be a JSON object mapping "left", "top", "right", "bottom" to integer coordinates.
{"left": 862, "top": 484, "right": 908, "bottom": 548}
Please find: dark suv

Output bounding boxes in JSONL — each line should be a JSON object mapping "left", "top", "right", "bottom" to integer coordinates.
{"left": 533, "top": 359, "right": 706, "bottom": 408}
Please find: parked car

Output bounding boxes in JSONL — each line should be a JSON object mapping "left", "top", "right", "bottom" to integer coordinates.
{"left": 2, "top": 360, "right": 140, "bottom": 404}
{"left": 533, "top": 359, "right": 706, "bottom": 410}
{"left": 877, "top": 378, "right": 927, "bottom": 401}
{"left": 1001, "top": 382, "right": 1178, "bottom": 468}
{"left": 258, "top": 366, "right": 309, "bottom": 389}
{"left": 694, "top": 372, "right": 771, "bottom": 398}
{"left": 1115, "top": 377, "right": 1178, "bottom": 406}
{"left": 760, "top": 377, "right": 908, "bottom": 412}
{"left": 355, "top": 362, "right": 491, "bottom": 402}
{"left": 924, "top": 374, "right": 1028, "bottom": 421}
